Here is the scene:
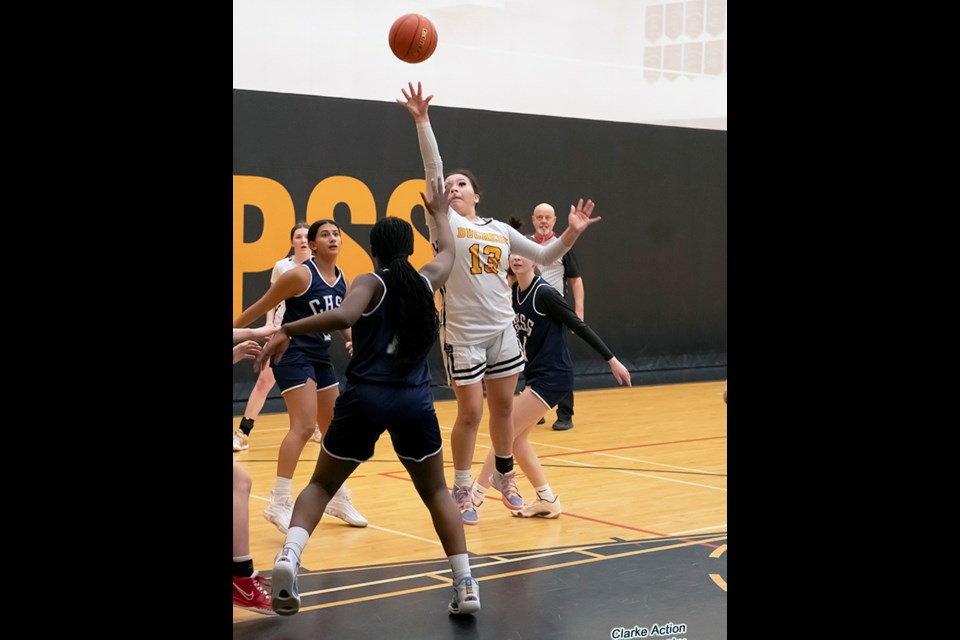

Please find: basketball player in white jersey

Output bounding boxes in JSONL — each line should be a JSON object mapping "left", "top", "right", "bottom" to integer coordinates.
{"left": 397, "top": 82, "right": 602, "bottom": 524}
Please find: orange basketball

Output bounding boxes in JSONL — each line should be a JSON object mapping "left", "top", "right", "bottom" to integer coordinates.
{"left": 389, "top": 13, "right": 438, "bottom": 64}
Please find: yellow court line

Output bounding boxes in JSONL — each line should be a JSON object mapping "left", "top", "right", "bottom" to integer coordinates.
{"left": 708, "top": 544, "right": 727, "bottom": 591}
{"left": 673, "top": 524, "right": 727, "bottom": 536}
{"left": 295, "top": 535, "right": 726, "bottom": 611}
{"left": 709, "top": 574, "right": 727, "bottom": 591}
{"left": 300, "top": 533, "right": 726, "bottom": 581}
{"left": 310, "top": 557, "right": 457, "bottom": 575}
{"left": 299, "top": 547, "right": 591, "bottom": 596}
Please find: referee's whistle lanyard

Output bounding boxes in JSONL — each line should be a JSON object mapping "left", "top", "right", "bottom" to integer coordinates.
{"left": 533, "top": 232, "right": 555, "bottom": 244}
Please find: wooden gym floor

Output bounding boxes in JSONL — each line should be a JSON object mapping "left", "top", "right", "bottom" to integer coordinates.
{"left": 232, "top": 380, "right": 727, "bottom": 639}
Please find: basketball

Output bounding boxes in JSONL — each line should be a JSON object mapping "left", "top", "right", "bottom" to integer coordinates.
{"left": 389, "top": 14, "right": 438, "bottom": 64}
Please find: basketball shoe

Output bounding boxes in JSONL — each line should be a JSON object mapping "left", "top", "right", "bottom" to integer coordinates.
{"left": 271, "top": 547, "right": 301, "bottom": 616}
{"left": 263, "top": 491, "right": 294, "bottom": 534}
{"left": 512, "top": 495, "right": 562, "bottom": 519}
{"left": 233, "top": 572, "right": 275, "bottom": 615}
{"left": 452, "top": 484, "right": 480, "bottom": 525}
{"left": 232, "top": 429, "right": 249, "bottom": 451}
{"left": 324, "top": 485, "right": 368, "bottom": 527}
{"left": 448, "top": 576, "right": 480, "bottom": 615}
{"left": 489, "top": 470, "right": 523, "bottom": 510}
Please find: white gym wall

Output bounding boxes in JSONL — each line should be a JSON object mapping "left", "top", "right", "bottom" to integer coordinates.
{"left": 233, "top": 0, "right": 727, "bottom": 130}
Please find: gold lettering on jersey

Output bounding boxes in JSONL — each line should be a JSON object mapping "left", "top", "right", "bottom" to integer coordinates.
{"left": 456, "top": 227, "right": 508, "bottom": 245}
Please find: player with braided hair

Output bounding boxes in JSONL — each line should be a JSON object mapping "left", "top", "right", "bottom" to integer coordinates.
{"left": 261, "top": 179, "right": 481, "bottom": 617}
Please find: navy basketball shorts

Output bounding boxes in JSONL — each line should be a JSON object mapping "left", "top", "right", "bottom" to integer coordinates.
{"left": 272, "top": 349, "right": 339, "bottom": 394}
{"left": 525, "top": 370, "right": 574, "bottom": 409}
{"left": 322, "top": 381, "right": 443, "bottom": 463}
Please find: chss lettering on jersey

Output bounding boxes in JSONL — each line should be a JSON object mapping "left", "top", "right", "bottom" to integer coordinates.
{"left": 514, "top": 313, "right": 534, "bottom": 355}
{"left": 308, "top": 293, "right": 343, "bottom": 341}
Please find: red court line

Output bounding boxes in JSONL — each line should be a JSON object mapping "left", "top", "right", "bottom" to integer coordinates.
{"left": 539, "top": 435, "right": 726, "bottom": 458}
{"left": 367, "top": 435, "right": 725, "bottom": 474}
{"left": 380, "top": 470, "right": 414, "bottom": 482}
{"left": 563, "top": 512, "right": 719, "bottom": 549}
{"left": 376, "top": 471, "right": 720, "bottom": 550}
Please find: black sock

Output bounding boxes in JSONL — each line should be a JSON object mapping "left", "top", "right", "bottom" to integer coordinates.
{"left": 233, "top": 558, "right": 254, "bottom": 578}
{"left": 495, "top": 455, "right": 514, "bottom": 475}
{"left": 239, "top": 416, "right": 255, "bottom": 435}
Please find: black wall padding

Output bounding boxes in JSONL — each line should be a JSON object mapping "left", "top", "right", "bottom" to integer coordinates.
{"left": 233, "top": 89, "right": 725, "bottom": 410}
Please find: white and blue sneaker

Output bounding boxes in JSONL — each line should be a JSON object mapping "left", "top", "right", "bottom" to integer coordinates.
{"left": 271, "top": 546, "right": 301, "bottom": 616}
{"left": 448, "top": 576, "right": 481, "bottom": 615}
{"left": 489, "top": 471, "right": 523, "bottom": 510}
{"left": 452, "top": 485, "right": 480, "bottom": 525}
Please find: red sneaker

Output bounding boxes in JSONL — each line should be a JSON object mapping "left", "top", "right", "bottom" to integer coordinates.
{"left": 233, "top": 572, "right": 276, "bottom": 615}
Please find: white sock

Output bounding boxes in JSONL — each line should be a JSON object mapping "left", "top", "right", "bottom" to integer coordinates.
{"left": 535, "top": 484, "right": 555, "bottom": 501}
{"left": 232, "top": 554, "right": 252, "bottom": 563}
{"left": 274, "top": 476, "right": 292, "bottom": 496}
{"left": 283, "top": 526, "right": 310, "bottom": 561}
{"left": 448, "top": 553, "right": 471, "bottom": 581}
{"left": 454, "top": 469, "right": 472, "bottom": 488}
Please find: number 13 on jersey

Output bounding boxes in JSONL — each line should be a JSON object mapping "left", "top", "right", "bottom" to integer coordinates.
{"left": 468, "top": 243, "right": 502, "bottom": 275}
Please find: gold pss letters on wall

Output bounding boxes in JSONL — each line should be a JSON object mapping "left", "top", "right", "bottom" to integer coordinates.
{"left": 233, "top": 175, "right": 434, "bottom": 320}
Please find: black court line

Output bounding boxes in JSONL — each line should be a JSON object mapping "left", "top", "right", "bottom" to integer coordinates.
{"left": 234, "top": 532, "right": 727, "bottom": 640}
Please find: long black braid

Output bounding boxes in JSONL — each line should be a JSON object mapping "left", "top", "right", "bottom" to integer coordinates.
{"left": 369, "top": 217, "right": 439, "bottom": 369}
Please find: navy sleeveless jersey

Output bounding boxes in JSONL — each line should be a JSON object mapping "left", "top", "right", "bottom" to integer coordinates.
{"left": 345, "top": 269, "right": 434, "bottom": 386}
{"left": 513, "top": 275, "right": 573, "bottom": 382}
{"left": 281, "top": 259, "right": 346, "bottom": 361}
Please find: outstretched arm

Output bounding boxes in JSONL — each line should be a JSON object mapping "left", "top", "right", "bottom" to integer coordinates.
{"left": 256, "top": 274, "right": 382, "bottom": 369}
{"left": 509, "top": 199, "right": 600, "bottom": 265}
{"left": 418, "top": 177, "right": 455, "bottom": 291}
{"left": 508, "top": 226, "right": 569, "bottom": 264}
{"left": 339, "top": 277, "right": 354, "bottom": 355}
{"left": 234, "top": 267, "right": 309, "bottom": 329}
{"left": 397, "top": 81, "right": 451, "bottom": 244}
{"left": 397, "top": 81, "right": 442, "bottom": 189}
{"left": 535, "top": 286, "right": 631, "bottom": 386}
{"left": 233, "top": 325, "right": 278, "bottom": 342}
{"left": 557, "top": 198, "right": 601, "bottom": 247}
{"left": 233, "top": 339, "right": 261, "bottom": 364}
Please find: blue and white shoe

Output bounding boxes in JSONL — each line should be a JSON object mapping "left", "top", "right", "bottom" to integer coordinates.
{"left": 489, "top": 471, "right": 523, "bottom": 510}
{"left": 448, "top": 576, "right": 480, "bottom": 615}
{"left": 271, "top": 546, "right": 301, "bottom": 616}
{"left": 452, "top": 484, "right": 481, "bottom": 525}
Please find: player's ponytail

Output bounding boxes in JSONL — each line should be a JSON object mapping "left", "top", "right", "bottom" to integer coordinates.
{"left": 369, "top": 217, "right": 439, "bottom": 368}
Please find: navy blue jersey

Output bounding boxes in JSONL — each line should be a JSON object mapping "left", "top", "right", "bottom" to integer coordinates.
{"left": 345, "top": 269, "right": 433, "bottom": 386}
{"left": 513, "top": 276, "right": 573, "bottom": 382}
{"left": 513, "top": 275, "right": 614, "bottom": 384}
{"left": 281, "top": 259, "right": 346, "bottom": 361}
